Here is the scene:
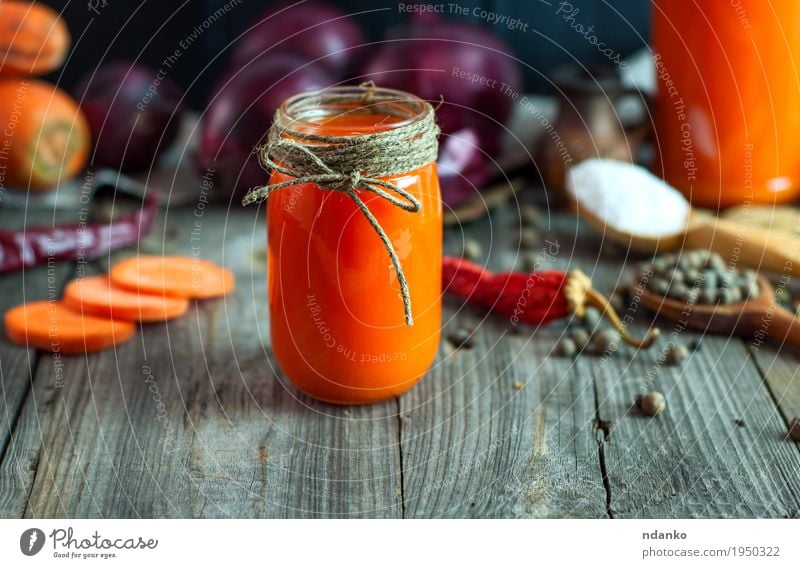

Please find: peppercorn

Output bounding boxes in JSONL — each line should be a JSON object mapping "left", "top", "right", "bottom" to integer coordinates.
{"left": 582, "top": 306, "right": 602, "bottom": 332}
{"left": 571, "top": 328, "right": 590, "bottom": 351}
{"left": 593, "top": 329, "right": 619, "bottom": 354}
{"left": 700, "top": 289, "right": 716, "bottom": 305}
{"left": 789, "top": 416, "right": 800, "bottom": 442}
{"left": 520, "top": 251, "right": 540, "bottom": 272}
{"left": 447, "top": 327, "right": 473, "bottom": 349}
{"left": 556, "top": 336, "right": 577, "bottom": 357}
{"left": 461, "top": 238, "right": 482, "bottom": 262}
{"left": 775, "top": 286, "right": 791, "bottom": 306}
{"left": 519, "top": 204, "right": 540, "bottom": 227}
{"left": 665, "top": 343, "right": 689, "bottom": 365}
{"left": 518, "top": 228, "right": 539, "bottom": 250}
{"left": 636, "top": 391, "right": 666, "bottom": 416}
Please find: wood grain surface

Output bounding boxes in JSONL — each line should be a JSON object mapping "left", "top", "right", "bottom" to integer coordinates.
{"left": 1, "top": 200, "right": 799, "bottom": 518}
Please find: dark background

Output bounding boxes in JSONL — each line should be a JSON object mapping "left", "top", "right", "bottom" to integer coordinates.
{"left": 42, "top": 0, "right": 650, "bottom": 106}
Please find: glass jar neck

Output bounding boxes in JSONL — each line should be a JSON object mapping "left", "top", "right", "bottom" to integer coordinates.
{"left": 275, "top": 85, "right": 429, "bottom": 136}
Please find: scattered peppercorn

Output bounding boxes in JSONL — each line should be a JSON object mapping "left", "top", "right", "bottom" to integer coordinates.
{"left": 789, "top": 416, "right": 800, "bottom": 442}
{"left": 570, "top": 328, "right": 590, "bottom": 352}
{"left": 775, "top": 286, "right": 791, "bottom": 306}
{"left": 593, "top": 329, "right": 619, "bottom": 354}
{"left": 582, "top": 306, "right": 602, "bottom": 333}
{"left": 461, "top": 238, "right": 482, "bottom": 262}
{"left": 519, "top": 204, "right": 540, "bottom": 227}
{"left": 636, "top": 391, "right": 666, "bottom": 416}
{"left": 447, "top": 327, "right": 474, "bottom": 350}
{"left": 520, "top": 251, "right": 540, "bottom": 272}
{"left": 556, "top": 336, "right": 577, "bottom": 357}
{"left": 665, "top": 343, "right": 689, "bottom": 365}
{"left": 518, "top": 228, "right": 539, "bottom": 250}
{"left": 734, "top": 418, "right": 746, "bottom": 428}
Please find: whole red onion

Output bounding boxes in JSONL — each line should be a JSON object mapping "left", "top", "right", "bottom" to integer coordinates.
{"left": 362, "top": 15, "right": 521, "bottom": 157}
{"left": 75, "top": 62, "right": 183, "bottom": 173}
{"left": 231, "top": 1, "right": 364, "bottom": 76}
{"left": 198, "top": 54, "right": 334, "bottom": 198}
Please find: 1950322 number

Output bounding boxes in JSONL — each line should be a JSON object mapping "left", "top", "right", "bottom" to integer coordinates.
{"left": 734, "top": 546, "right": 780, "bottom": 557}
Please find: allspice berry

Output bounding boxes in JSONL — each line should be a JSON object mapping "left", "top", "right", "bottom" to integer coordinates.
{"left": 571, "top": 329, "right": 590, "bottom": 352}
{"left": 789, "top": 416, "right": 800, "bottom": 442}
{"left": 665, "top": 343, "right": 689, "bottom": 365}
{"left": 556, "top": 336, "right": 577, "bottom": 357}
{"left": 636, "top": 391, "right": 666, "bottom": 417}
{"left": 461, "top": 238, "right": 482, "bottom": 262}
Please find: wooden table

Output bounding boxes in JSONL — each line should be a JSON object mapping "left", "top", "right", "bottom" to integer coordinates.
{"left": 1, "top": 198, "right": 799, "bottom": 519}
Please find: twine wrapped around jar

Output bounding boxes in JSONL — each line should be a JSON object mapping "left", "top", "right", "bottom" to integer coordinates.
{"left": 243, "top": 86, "right": 440, "bottom": 326}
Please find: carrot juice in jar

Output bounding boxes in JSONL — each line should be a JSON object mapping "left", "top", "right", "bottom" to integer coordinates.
{"left": 652, "top": 1, "right": 800, "bottom": 208}
{"left": 262, "top": 86, "right": 441, "bottom": 404}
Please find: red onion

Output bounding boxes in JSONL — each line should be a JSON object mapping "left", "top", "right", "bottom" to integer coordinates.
{"left": 75, "top": 63, "right": 183, "bottom": 173}
{"left": 362, "top": 15, "right": 521, "bottom": 157}
{"left": 438, "top": 128, "right": 492, "bottom": 209}
{"left": 198, "top": 54, "right": 334, "bottom": 198}
{"left": 231, "top": 1, "right": 364, "bottom": 76}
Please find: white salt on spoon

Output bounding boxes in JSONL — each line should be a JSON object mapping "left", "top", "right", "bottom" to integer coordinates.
{"left": 564, "top": 158, "right": 800, "bottom": 276}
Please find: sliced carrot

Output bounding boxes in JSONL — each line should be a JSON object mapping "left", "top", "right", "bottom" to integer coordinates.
{"left": 63, "top": 275, "right": 189, "bottom": 322}
{"left": 4, "top": 300, "right": 135, "bottom": 354}
{"left": 109, "top": 255, "right": 235, "bottom": 299}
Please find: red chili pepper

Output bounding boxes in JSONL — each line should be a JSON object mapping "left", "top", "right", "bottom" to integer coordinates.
{"left": 442, "top": 256, "right": 569, "bottom": 325}
{"left": 0, "top": 191, "right": 157, "bottom": 274}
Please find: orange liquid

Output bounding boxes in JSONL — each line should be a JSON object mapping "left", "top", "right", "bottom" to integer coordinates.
{"left": 652, "top": 1, "right": 800, "bottom": 208}
{"left": 267, "top": 113, "right": 442, "bottom": 404}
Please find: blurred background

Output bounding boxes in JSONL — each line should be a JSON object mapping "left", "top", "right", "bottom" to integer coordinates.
{"left": 43, "top": 0, "right": 649, "bottom": 106}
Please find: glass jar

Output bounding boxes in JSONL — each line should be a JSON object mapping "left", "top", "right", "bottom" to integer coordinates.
{"left": 266, "top": 86, "right": 442, "bottom": 404}
{"left": 652, "top": 1, "right": 800, "bottom": 208}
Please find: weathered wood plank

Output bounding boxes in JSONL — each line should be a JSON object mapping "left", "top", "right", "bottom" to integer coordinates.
{"left": 582, "top": 245, "right": 800, "bottom": 518}
{"left": 5, "top": 199, "right": 800, "bottom": 518}
{"left": 0, "top": 206, "right": 74, "bottom": 518}
{"left": 16, "top": 207, "right": 402, "bottom": 518}
{"left": 400, "top": 305, "right": 607, "bottom": 518}
{"left": 399, "top": 205, "right": 607, "bottom": 518}
{"left": 595, "top": 333, "right": 800, "bottom": 518}
{"left": 750, "top": 344, "right": 800, "bottom": 428}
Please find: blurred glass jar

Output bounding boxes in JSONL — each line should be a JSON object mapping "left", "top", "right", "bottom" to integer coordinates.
{"left": 652, "top": 1, "right": 800, "bottom": 208}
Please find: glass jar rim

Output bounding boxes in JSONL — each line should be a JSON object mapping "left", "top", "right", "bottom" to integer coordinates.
{"left": 275, "top": 85, "right": 430, "bottom": 132}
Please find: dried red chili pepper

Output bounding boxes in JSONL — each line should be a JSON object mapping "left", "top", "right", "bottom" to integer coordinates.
{"left": 442, "top": 256, "right": 568, "bottom": 325}
{"left": 442, "top": 256, "right": 659, "bottom": 348}
{"left": 0, "top": 191, "right": 157, "bottom": 274}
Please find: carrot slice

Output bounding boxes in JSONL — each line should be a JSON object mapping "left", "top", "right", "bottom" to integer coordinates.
{"left": 63, "top": 275, "right": 189, "bottom": 322}
{"left": 4, "top": 301, "right": 135, "bottom": 354}
{"left": 109, "top": 255, "right": 235, "bottom": 299}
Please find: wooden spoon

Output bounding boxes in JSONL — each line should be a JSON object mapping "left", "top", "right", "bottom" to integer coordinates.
{"left": 576, "top": 201, "right": 800, "bottom": 276}
{"left": 638, "top": 275, "right": 800, "bottom": 348}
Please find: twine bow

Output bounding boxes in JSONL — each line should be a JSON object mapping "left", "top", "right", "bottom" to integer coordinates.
{"left": 242, "top": 87, "right": 440, "bottom": 326}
